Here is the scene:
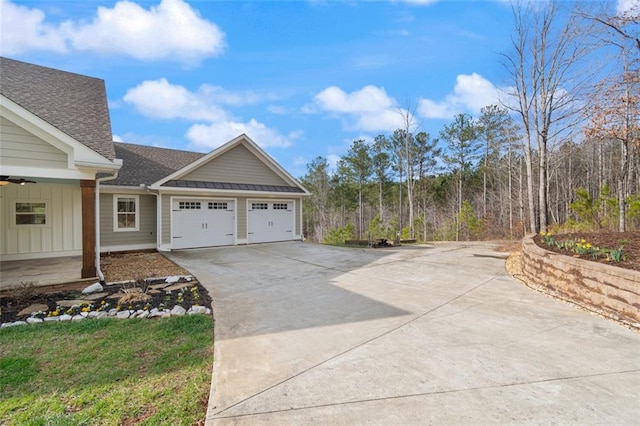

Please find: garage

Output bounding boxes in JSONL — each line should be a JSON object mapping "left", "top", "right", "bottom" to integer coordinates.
{"left": 172, "top": 198, "right": 235, "bottom": 249}
{"left": 247, "top": 200, "right": 294, "bottom": 244}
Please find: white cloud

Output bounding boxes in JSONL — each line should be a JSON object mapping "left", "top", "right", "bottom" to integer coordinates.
{"left": 113, "top": 134, "right": 124, "bottom": 142}
{"left": 0, "top": 0, "right": 225, "bottom": 64}
{"left": 186, "top": 119, "right": 293, "bottom": 151}
{"left": 313, "top": 85, "right": 410, "bottom": 132}
{"left": 617, "top": 0, "right": 639, "bottom": 15}
{"left": 0, "top": 0, "right": 67, "bottom": 54}
{"left": 124, "top": 78, "right": 229, "bottom": 122}
{"left": 418, "top": 73, "right": 504, "bottom": 119}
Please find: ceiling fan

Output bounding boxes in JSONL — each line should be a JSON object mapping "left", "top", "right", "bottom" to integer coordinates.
{"left": 0, "top": 176, "right": 37, "bottom": 186}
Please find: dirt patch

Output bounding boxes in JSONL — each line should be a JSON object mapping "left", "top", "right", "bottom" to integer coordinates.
{"left": 533, "top": 231, "right": 640, "bottom": 272}
{"left": 101, "top": 250, "right": 190, "bottom": 282}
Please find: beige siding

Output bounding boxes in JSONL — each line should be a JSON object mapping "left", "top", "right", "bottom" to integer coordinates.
{"left": 182, "top": 144, "right": 288, "bottom": 186}
{"left": 0, "top": 182, "right": 81, "bottom": 258}
{"left": 236, "top": 198, "right": 247, "bottom": 240}
{"left": 99, "top": 194, "right": 156, "bottom": 249}
{"left": 0, "top": 116, "right": 68, "bottom": 168}
{"left": 162, "top": 195, "right": 171, "bottom": 245}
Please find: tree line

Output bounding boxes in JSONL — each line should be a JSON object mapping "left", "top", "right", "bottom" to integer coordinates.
{"left": 300, "top": 1, "right": 639, "bottom": 244}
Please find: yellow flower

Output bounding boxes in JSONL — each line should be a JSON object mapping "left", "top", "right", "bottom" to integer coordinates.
{"left": 586, "top": 243, "right": 592, "bottom": 249}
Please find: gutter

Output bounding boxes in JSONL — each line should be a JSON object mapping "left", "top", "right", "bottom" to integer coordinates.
{"left": 95, "top": 170, "right": 119, "bottom": 284}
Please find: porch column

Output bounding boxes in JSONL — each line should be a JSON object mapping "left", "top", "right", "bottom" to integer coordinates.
{"left": 80, "top": 180, "right": 97, "bottom": 278}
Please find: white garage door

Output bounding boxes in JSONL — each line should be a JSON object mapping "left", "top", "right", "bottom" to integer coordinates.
{"left": 172, "top": 199, "right": 235, "bottom": 249}
{"left": 248, "top": 200, "right": 294, "bottom": 244}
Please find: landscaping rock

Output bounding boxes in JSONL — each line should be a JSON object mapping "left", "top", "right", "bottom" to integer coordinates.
{"left": 82, "top": 282, "right": 104, "bottom": 294}
{"left": 165, "top": 276, "right": 181, "bottom": 284}
{"left": 57, "top": 299, "right": 93, "bottom": 307}
{"left": 88, "top": 311, "right": 99, "bottom": 319}
{"left": 96, "top": 312, "right": 108, "bottom": 319}
{"left": 44, "top": 316, "right": 59, "bottom": 322}
{"left": 137, "top": 310, "right": 150, "bottom": 319}
{"left": 170, "top": 305, "right": 186, "bottom": 316}
{"left": 148, "top": 283, "right": 170, "bottom": 290}
{"left": 188, "top": 306, "right": 207, "bottom": 315}
{"left": 108, "top": 308, "right": 118, "bottom": 316}
{"left": 72, "top": 315, "right": 85, "bottom": 321}
{"left": 26, "top": 317, "right": 43, "bottom": 324}
{"left": 164, "top": 283, "right": 191, "bottom": 292}
{"left": 59, "top": 315, "right": 72, "bottom": 322}
{"left": 18, "top": 303, "right": 49, "bottom": 317}
{"left": 84, "top": 292, "right": 108, "bottom": 301}
{"left": 116, "top": 310, "right": 131, "bottom": 319}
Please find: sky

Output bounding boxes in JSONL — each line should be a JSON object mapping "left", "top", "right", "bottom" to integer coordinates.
{"left": 1, "top": 0, "right": 636, "bottom": 178}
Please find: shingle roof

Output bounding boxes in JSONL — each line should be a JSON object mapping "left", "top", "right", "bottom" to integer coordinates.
{"left": 0, "top": 57, "right": 115, "bottom": 160}
{"left": 111, "top": 142, "right": 205, "bottom": 186}
{"left": 162, "top": 179, "right": 306, "bottom": 193}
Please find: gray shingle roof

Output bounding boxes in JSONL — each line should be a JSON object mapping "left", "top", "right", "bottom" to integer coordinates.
{"left": 111, "top": 142, "right": 204, "bottom": 186}
{"left": 162, "top": 179, "right": 306, "bottom": 193}
{"left": 0, "top": 57, "right": 115, "bottom": 160}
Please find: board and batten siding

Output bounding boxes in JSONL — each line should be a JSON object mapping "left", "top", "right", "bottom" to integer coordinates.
{"left": 0, "top": 182, "right": 81, "bottom": 259}
{"left": 99, "top": 193, "right": 156, "bottom": 250}
{"left": 181, "top": 144, "right": 288, "bottom": 186}
{"left": 0, "top": 116, "right": 68, "bottom": 169}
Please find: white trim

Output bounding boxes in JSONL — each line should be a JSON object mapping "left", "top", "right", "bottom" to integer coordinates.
{"left": 170, "top": 196, "right": 238, "bottom": 249}
{"left": 157, "top": 187, "right": 306, "bottom": 197}
{"left": 149, "top": 134, "right": 310, "bottom": 195}
{"left": 1, "top": 249, "right": 82, "bottom": 261}
{"left": 113, "top": 194, "right": 140, "bottom": 232}
{"left": 100, "top": 243, "right": 156, "bottom": 253}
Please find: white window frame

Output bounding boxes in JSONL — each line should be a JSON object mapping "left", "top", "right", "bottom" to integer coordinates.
{"left": 113, "top": 194, "right": 140, "bottom": 232}
{"left": 12, "top": 200, "right": 49, "bottom": 228}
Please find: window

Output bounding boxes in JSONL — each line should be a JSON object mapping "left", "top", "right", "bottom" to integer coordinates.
{"left": 14, "top": 201, "right": 47, "bottom": 226}
{"left": 209, "top": 202, "right": 228, "bottom": 210}
{"left": 252, "top": 203, "right": 268, "bottom": 210}
{"left": 273, "top": 203, "right": 289, "bottom": 210}
{"left": 114, "top": 195, "right": 139, "bottom": 232}
{"left": 179, "top": 201, "right": 201, "bottom": 210}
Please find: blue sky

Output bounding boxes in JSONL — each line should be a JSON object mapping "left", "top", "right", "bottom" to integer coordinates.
{"left": 1, "top": 0, "right": 634, "bottom": 178}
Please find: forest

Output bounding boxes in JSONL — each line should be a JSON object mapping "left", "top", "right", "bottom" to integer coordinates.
{"left": 300, "top": 1, "right": 639, "bottom": 244}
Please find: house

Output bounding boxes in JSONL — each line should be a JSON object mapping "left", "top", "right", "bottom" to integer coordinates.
{"left": 0, "top": 57, "right": 309, "bottom": 285}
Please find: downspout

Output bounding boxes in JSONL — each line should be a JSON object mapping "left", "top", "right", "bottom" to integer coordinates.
{"left": 145, "top": 185, "right": 161, "bottom": 251}
{"left": 95, "top": 171, "right": 119, "bottom": 284}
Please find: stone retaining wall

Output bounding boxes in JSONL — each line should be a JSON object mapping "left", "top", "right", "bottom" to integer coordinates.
{"left": 521, "top": 235, "right": 640, "bottom": 326}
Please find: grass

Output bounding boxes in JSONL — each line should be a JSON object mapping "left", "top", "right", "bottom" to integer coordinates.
{"left": 0, "top": 315, "right": 213, "bottom": 425}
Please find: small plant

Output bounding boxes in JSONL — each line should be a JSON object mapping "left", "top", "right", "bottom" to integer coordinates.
{"left": 607, "top": 247, "right": 625, "bottom": 262}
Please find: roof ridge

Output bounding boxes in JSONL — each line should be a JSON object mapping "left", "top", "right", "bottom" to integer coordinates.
{"left": 114, "top": 141, "right": 204, "bottom": 155}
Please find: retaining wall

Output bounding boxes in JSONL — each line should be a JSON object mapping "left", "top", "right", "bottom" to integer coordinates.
{"left": 521, "top": 235, "right": 640, "bottom": 326}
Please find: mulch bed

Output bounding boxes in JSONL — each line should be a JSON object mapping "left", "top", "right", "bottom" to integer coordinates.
{"left": 0, "top": 277, "right": 212, "bottom": 324}
{"left": 533, "top": 231, "right": 640, "bottom": 272}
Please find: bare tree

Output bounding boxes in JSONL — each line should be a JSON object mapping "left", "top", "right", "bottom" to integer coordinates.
{"left": 502, "top": 0, "right": 592, "bottom": 233}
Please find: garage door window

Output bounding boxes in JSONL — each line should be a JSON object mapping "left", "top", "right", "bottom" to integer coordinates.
{"left": 114, "top": 195, "right": 139, "bottom": 232}
{"left": 179, "top": 201, "right": 201, "bottom": 209}
{"left": 209, "top": 202, "right": 228, "bottom": 210}
{"left": 252, "top": 202, "right": 268, "bottom": 210}
{"left": 273, "top": 203, "right": 289, "bottom": 210}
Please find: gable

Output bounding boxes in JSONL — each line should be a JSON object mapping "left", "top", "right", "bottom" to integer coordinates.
{"left": 0, "top": 57, "right": 115, "bottom": 160}
{"left": 0, "top": 116, "right": 68, "bottom": 169}
{"left": 181, "top": 143, "right": 289, "bottom": 186}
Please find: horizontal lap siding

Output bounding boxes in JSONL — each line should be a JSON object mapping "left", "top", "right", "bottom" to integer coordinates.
{"left": 0, "top": 116, "right": 67, "bottom": 168}
{"left": 182, "top": 144, "right": 288, "bottom": 186}
{"left": 0, "top": 182, "right": 81, "bottom": 257}
{"left": 99, "top": 194, "right": 156, "bottom": 249}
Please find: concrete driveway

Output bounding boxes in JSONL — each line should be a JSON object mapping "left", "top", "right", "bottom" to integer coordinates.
{"left": 166, "top": 241, "right": 640, "bottom": 425}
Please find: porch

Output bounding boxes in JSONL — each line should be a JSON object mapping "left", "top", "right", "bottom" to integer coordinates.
{"left": 0, "top": 256, "right": 97, "bottom": 292}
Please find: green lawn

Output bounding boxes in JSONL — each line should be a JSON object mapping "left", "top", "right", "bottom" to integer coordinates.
{"left": 0, "top": 315, "right": 213, "bottom": 425}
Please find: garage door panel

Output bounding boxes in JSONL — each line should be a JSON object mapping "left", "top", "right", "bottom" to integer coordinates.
{"left": 248, "top": 201, "right": 294, "bottom": 244}
{"left": 172, "top": 199, "right": 235, "bottom": 249}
